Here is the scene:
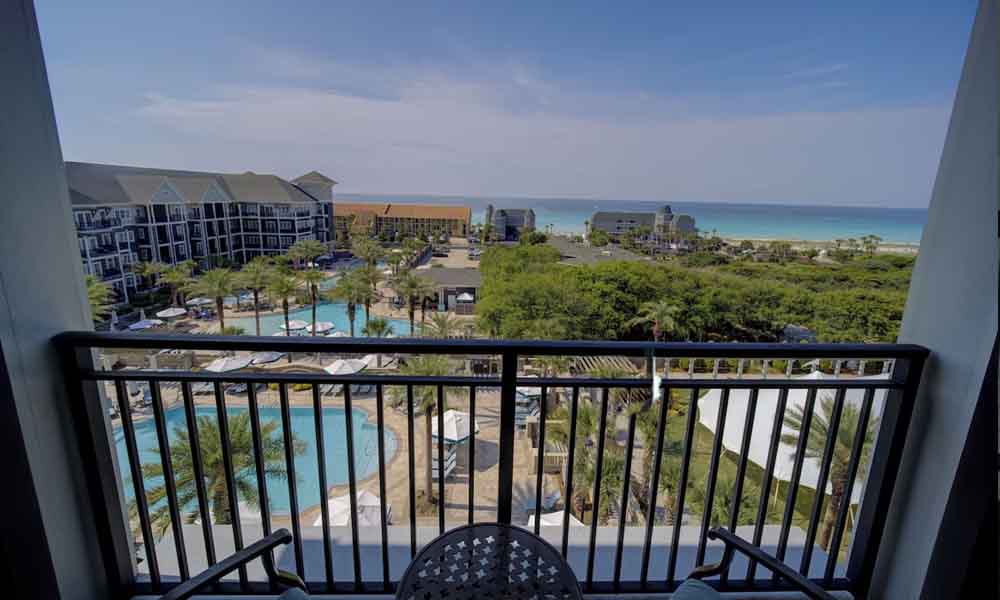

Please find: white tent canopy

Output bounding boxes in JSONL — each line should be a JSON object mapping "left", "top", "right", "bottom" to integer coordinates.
{"left": 695, "top": 371, "right": 888, "bottom": 504}
{"left": 313, "top": 489, "right": 387, "bottom": 527}
{"left": 281, "top": 319, "right": 309, "bottom": 331}
{"left": 204, "top": 356, "right": 253, "bottom": 373}
{"left": 324, "top": 358, "right": 367, "bottom": 376}
{"left": 432, "top": 409, "right": 480, "bottom": 444}
{"left": 307, "top": 321, "right": 335, "bottom": 334}
{"left": 527, "top": 511, "right": 585, "bottom": 528}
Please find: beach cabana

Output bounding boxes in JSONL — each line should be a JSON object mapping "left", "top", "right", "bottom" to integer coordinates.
{"left": 313, "top": 489, "right": 389, "bottom": 527}
{"left": 527, "top": 511, "right": 585, "bottom": 528}
{"left": 204, "top": 355, "right": 253, "bottom": 373}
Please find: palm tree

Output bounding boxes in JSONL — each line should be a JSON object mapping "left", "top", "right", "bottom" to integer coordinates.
{"left": 782, "top": 392, "right": 878, "bottom": 550}
{"left": 386, "top": 253, "right": 404, "bottom": 277}
{"left": 238, "top": 256, "right": 273, "bottom": 336}
{"left": 392, "top": 271, "right": 433, "bottom": 336}
{"left": 356, "top": 264, "right": 382, "bottom": 326}
{"left": 388, "top": 355, "right": 450, "bottom": 501}
{"left": 628, "top": 299, "right": 681, "bottom": 341}
{"left": 288, "top": 239, "right": 327, "bottom": 269}
{"left": 187, "top": 268, "right": 237, "bottom": 332}
{"left": 161, "top": 264, "right": 194, "bottom": 307}
{"left": 85, "top": 275, "right": 113, "bottom": 322}
{"left": 132, "top": 412, "right": 303, "bottom": 537}
{"left": 298, "top": 269, "right": 326, "bottom": 336}
{"left": 351, "top": 238, "right": 383, "bottom": 267}
{"left": 327, "top": 272, "right": 367, "bottom": 337}
{"left": 131, "top": 261, "right": 167, "bottom": 290}
{"left": 421, "top": 312, "right": 460, "bottom": 338}
{"left": 362, "top": 317, "right": 394, "bottom": 338}
{"left": 266, "top": 272, "right": 299, "bottom": 337}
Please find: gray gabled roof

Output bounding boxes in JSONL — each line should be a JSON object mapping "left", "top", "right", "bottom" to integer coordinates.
{"left": 421, "top": 267, "right": 482, "bottom": 288}
{"left": 293, "top": 170, "right": 338, "bottom": 185}
{"left": 65, "top": 161, "right": 325, "bottom": 206}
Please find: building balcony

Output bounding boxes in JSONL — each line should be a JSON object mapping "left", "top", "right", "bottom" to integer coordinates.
{"left": 57, "top": 333, "right": 927, "bottom": 598}
{"left": 77, "top": 217, "right": 122, "bottom": 231}
{"left": 81, "top": 244, "right": 119, "bottom": 258}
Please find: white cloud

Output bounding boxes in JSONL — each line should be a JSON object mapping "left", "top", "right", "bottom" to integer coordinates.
{"left": 128, "top": 57, "right": 948, "bottom": 207}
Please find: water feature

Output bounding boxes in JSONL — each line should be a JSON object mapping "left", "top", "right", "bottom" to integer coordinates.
{"left": 231, "top": 301, "right": 410, "bottom": 336}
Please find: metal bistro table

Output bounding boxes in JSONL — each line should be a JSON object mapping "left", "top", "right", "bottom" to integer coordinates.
{"left": 395, "top": 523, "right": 583, "bottom": 600}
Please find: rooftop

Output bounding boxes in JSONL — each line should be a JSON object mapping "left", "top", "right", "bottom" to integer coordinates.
{"left": 335, "top": 202, "right": 472, "bottom": 221}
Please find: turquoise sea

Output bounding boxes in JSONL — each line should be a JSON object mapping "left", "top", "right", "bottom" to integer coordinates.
{"left": 337, "top": 194, "right": 926, "bottom": 245}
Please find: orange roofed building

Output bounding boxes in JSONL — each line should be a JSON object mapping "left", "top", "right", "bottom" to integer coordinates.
{"left": 334, "top": 202, "right": 472, "bottom": 241}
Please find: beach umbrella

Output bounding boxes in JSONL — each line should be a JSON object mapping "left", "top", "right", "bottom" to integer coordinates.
{"left": 313, "top": 489, "right": 386, "bottom": 527}
{"left": 156, "top": 307, "right": 186, "bottom": 319}
{"left": 204, "top": 355, "right": 253, "bottom": 373}
{"left": 527, "top": 512, "right": 585, "bottom": 528}
{"left": 249, "top": 351, "right": 286, "bottom": 365}
{"left": 432, "top": 409, "right": 480, "bottom": 444}
{"left": 323, "top": 358, "right": 367, "bottom": 375}
{"left": 307, "top": 321, "right": 335, "bottom": 334}
{"left": 281, "top": 319, "right": 308, "bottom": 331}
{"left": 186, "top": 297, "right": 213, "bottom": 307}
{"left": 128, "top": 319, "right": 164, "bottom": 331}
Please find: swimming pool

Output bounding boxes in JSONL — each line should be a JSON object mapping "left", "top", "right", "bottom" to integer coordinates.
{"left": 115, "top": 404, "right": 397, "bottom": 515}
{"left": 231, "top": 301, "right": 410, "bottom": 336}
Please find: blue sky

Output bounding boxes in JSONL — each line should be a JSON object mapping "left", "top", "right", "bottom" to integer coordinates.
{"left": 37, "top": 1, "right": 976, "bottom": 207}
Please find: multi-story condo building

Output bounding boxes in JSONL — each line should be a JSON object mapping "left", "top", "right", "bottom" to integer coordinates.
{"left": 589, "top": 204, "right": 696, "bottom": 241}
{"left": 333, "top": 202, "right": 471, "bottom": 241}
{"left": 486, "top": 205, "right": 535, "bottom": 241}
{"left": 66, "top": 162, "right": 335, "bottom": 303}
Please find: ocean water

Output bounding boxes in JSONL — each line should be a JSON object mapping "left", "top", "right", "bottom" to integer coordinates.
{"left": 337, "top": 193, "right": 926, "bottom": 244}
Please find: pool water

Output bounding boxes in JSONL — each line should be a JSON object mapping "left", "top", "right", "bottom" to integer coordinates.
{"left": 115, "top": 405, "right": 397, "bottom": 515}
{"left": 231, "top": 301, "right": 410, "bottom": 336}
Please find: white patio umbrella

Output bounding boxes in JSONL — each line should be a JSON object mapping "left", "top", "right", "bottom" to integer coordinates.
{"left": 156, "top": 307, "right": 186, "bottom": 319}
{"left": 456, "top": 292, "right": 475, "bottom": 302}
{"left": 307, "top": 321, "right": 335, "bottom": 334}
{"left": 527, "top": 511, "right": 585, "bottom": 528}
{"left": 313, "top": 489, "right": 387, "bottom": 527}
{"left": 432, "top": 410, "right": 480, "bottom": 444}
{"left": 204, "top": 355, "right": 253, "bottom": 373}
{"left": 186, "top": 297, "right": 213, "bottom": 307}
{"left": 281, "top": 319, "right": 309, "bottom": 331}
{"left": 323, "top": 358, "right": 367, "bottom": 375}
{"left": 128, "top": 318, "right": 164, "bottom": 331}
{"left": 249, "top": 351, "right": 286, "bottom": 365}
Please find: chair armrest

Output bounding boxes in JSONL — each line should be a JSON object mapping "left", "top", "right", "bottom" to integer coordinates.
{"left": 688, "top": 528, "right": 836, "bottom": 600}
{"left": 160, "top": 529, "right": 306, "bottom": 600}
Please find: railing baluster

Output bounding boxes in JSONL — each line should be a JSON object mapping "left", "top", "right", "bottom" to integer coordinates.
{"left": 406, "top": 384, "right": 417, "bottom": 558}
{"left": 585, "top": 387, "right": 610, "bottom": 590}
{"left": 696, "top": 388, "right": 729, "bottom": 566}
{"left": 246, "top": 383, "right": 271, "bottom": 539}
{"left": 436, "top": 384, "right": 445, "bottom": 535}
{"left": 533, "top": 386, "right": 548, "bottom": 536}
{"left": 639, "top": 385, "right": 670, "bottom": 588}
{"left": 180, "top": 382, "right": 215, "bottom": 568}
{"left": 613, "top": 401, "right": 638, "bottom": 589}
{"left": 666, "top": 387, "right": 700, "bottom": 585}
{"left": 561, "top": 386, "right": 580, "bottom": 559}
{"left": 376, "top": 385, "right": 391, "bottom": 590}
{"left": 342, "top": 385, "right": 362, "bottom": 588}
{"left": 277, "top": 383, "right": 303, "bottom": 580}
{"left": 467, "top": 385, "right": 476, "bottom": 525}
{"left": 801, "top": 388, "right": 846, "bottom": 576}
{"left": 774, "top": 388, "right": 818, "bottom": 580}
{"left": 213, "top": 381, "right": 247, "bottom": 588}
{"left": 312, "top": 385, "right": 333, "bottom": 590}
{"left": 149, "top": 380, "right": 189, "bottom": 581}
{"left": 113, "top": 380, "right": 160, "bottom": 589}
{"left": 722, "top": 388, "right": 758, "bottom": 585}
{"left": 746, "top": 388, "right": 789, "bottom": 581}
{"left": 497, "top": 351, "right": 518, "bottom": 524}
{"left": 823, "top": 388, "right": 874, "bottom": 584}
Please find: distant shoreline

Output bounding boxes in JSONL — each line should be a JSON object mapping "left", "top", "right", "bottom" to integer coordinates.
{"left": 719, "top": 237, "right": 919, "bottom": 253}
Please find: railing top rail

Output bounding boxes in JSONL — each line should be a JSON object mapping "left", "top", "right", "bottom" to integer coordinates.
{"left": 54, "top": 331, "right": 929, "bottom": 359}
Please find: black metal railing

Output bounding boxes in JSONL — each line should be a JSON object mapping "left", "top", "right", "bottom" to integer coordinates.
{"left": 56, "top": 332, "right": 926, "bottom": 599}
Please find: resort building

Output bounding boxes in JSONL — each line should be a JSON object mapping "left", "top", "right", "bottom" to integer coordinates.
{"left": 421, "top": 267, "right": 482, "bottom": 314}
{"left": 589, "top": 205, "right": 696, "bottom": 242}
{"left": 486, "top": 204, "right": 535, "bottom": 241}
{"left": 66, "top": 162, "right": 335, "bottom": 303}
{"left": 333, "top": 202, "right": 471, "bottom": 241}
